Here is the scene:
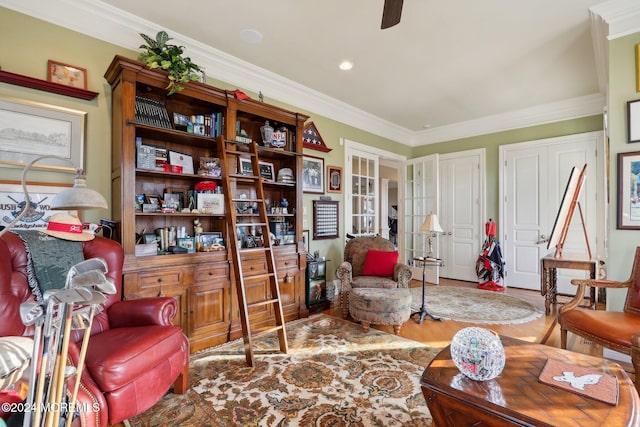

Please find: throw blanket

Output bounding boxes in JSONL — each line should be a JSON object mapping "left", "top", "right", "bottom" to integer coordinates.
{"left": 13, "top": 230, "right": 85, "bottom": 303}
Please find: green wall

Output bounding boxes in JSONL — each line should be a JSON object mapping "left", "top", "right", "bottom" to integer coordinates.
{"left": 410, "top": 116, "right": 603, "bottom": 229}
{"left": 607, "top": 31, "right": 640, "bottom": 310}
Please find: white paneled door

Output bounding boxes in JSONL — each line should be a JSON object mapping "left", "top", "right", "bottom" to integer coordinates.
{"left": 501, "top": 132, "right": 600, "bottom": 292}
{"left": 439, "top": 151, "right": 483, "bottom": 282}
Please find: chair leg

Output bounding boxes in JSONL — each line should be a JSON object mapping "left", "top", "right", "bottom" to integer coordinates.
{"left": 393, "top": 325, "right": 401, "bottom": 335}
{"left": 560, "top": 327, "right": 568, "bottom": 349}
{"left": 342, "top": 291, "right": 350, "bottom": 319}
{"left": 172, "top": 363, "right": 189, "bottom": 394}
{"left": 361, "top": 321, "right": 370, "bottom": 332}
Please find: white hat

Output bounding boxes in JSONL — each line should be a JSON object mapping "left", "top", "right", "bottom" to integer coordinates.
{"left": 41, "top": 213, "right": 95, "bottom": 242}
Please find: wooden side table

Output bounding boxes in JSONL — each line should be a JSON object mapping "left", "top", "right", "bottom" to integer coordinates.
{"left": 540, "top": 252, "right": 597, "bottom": 315}
{"left": 421, "top": 336, "right": 639, "bottom": 427}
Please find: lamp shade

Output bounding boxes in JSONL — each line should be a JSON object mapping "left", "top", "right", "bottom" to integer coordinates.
{"left": 51, "top": 173, "right": 108, "bottom": 210}
{"left": 420, "top": 213, "right": 443, "bottom": 233}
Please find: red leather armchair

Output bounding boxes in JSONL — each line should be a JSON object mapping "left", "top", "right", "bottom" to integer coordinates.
{"left": 0, "top": 232, "right": 189, "bottom": 426}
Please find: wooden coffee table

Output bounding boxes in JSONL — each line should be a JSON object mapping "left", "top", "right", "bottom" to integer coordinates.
{"left": 421, "top": 336, "right": 640, "bottom": 426}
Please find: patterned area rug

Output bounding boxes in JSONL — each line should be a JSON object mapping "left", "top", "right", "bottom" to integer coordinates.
{"left": 127, "top": 314, "right": 439, "bottom": 426}
{"left": 411, "top": 285, "right": 543, "bottom": 324}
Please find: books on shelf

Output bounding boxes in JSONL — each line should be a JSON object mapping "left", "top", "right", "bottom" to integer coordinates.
{"left": 135, "top": 96, "right": 172, "bottom": 129}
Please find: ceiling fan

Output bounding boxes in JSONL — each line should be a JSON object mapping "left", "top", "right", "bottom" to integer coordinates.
{"left": 381, "top": 0, "right": 404, "bottom": 29}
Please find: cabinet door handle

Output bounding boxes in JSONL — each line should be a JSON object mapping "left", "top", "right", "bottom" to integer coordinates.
{"left": 157, "top": 278, "right": 163, "bottom": 283}
{"left": 208, "top": 271, "right": 214, "bottom": 276}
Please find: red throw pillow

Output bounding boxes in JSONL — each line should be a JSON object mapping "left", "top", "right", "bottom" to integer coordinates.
{"left": 361, "top": 249, "right": 399, "bottom": 277}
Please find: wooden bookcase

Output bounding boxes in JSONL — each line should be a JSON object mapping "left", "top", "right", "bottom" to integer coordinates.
{"left": 104, "top": 55, "right": 309, "bottom": 353}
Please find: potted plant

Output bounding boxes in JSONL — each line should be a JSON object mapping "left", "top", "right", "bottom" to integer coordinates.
{"left": 138, "top": 31, "right": 204, "bottom": 95}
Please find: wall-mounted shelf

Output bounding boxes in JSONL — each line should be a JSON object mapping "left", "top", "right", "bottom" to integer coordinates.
{"left": 0, "top": 70, "right": 99, "bottom": 100}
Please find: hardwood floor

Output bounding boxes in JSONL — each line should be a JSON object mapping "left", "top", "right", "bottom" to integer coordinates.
{"left": 323, "top": 278, "right": 635, "bottom": 380}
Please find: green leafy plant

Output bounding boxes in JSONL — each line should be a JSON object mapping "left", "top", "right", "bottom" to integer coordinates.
{"left": 138, "top": 31, "right": 203, "bottom": 95}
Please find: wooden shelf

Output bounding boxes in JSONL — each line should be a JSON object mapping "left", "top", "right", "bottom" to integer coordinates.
{"left": 0, "top": 69, "right": 99, "bottom": 100}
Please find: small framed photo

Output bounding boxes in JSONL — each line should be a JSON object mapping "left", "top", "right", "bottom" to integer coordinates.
{"left": 47, "top": 60, "right": 87, "bottom": 89}
{"left": 135, "top": 194, "right": 146, "bottom": 212}
{"left": 145, "top": 194, "right": 162, "bottom": 207}
{"left": 198, "top": 157, "right": 221, "bottom": 177}
{"left": 327, "top": 165, "right": 342, "bottom": 193}
{"left": 163, "top": 193, "right": 180, "bottom": 211}
{"left": 176, "top": 237, "right": 196, "bottom": 253}
{"left": 628, "top": 99, "right": 640, "bottom": 143}
{"left": 303, "top": 155, "right": 325, "bottom": 194}
{"left": 239, "top": 158, "right": 253, "bottom": 176}
{"left": 168, "top": 150, "right": 194, "bottom": 174}
{"left": 259, "top": 161, "right": 275, "bottom": 181}
{"left": 617, "top": 151, "right": 640, "bottom": 229}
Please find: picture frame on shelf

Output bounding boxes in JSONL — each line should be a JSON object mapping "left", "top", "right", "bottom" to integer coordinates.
{"left": 617, "top": 151, "right": 640, "bottom": 229}
{"left": 628, "top": 99, "right": 640, "bottom": 143}
{"left": 145, "top": 194, "right": 162, "bottom": 207}
{"left": 259, "top": 161, "right": 275, "bottom": 182}
{"left": 239, "top": 158, "right": 253, "bottom": 176}
{"left": 303, "top": 155, "right": 325, "bottom": 194}
{"left": 168, "top": 150, "right": 194, "bottom": 174}
{"left": 47, "top": 60, "right": 88, "bottom": 89}
{"left": 0, "top": 180, "right": 75, "bottom": 230}
{"left": 198, "top": 157, "right": 221, "bottom": 177}
{"left": 0, "top": 96, "right": 87, "bottom": 171}
{"left": 327, "top": 165, "right": 342, "bottom": 193}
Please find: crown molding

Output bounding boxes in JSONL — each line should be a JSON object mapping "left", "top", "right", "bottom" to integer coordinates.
{"left": 0, "top": 0, "right": 612, "bottom": 147}
{"left": 411, "top": 93, "right": 605, "bottom": 146}
{"left": 590, "top": 0, "right": 640, "bottom": 40}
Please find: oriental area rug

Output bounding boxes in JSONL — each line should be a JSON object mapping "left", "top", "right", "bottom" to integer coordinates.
{"left": 126, "top": 314, "right": 439, "bottom": 427}
{"left": 411, "top": 285, "right": 543, "bottom": 325}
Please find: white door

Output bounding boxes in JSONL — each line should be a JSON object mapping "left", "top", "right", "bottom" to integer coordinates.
{"left": 404, "top": 155, "right": 439, "bottom": 284}
{"left": 501, "top": 132, "right": 600, "bottom": 292}
{"left": 439, "top": 151, "right": 484, "bottom": 282}
{"left": 346, "top": 151, "right": 379, "bottom": 237}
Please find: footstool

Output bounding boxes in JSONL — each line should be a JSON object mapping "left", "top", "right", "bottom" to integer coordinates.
{"left": 349, "top": 287, "right": 412, "bottom": 335}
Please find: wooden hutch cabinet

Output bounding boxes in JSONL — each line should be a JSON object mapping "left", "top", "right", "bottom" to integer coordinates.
{"left": 105, "top": 55, "right": 309, "bottom": 353}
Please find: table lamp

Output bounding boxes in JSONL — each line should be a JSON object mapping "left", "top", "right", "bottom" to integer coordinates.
{"left": 420, "top": 213, "right": 443, "bottom": 257}
{"left": 0, "top": 155, "right": 108, "bottom": 237}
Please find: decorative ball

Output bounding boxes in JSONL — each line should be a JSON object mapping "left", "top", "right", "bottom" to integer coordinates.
{"left": 450, "top": 327, "right": 506, "bottom": 381}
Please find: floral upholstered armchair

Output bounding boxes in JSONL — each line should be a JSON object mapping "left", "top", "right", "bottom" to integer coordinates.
{"left": 336, "top": 236, "right": 412, "bottom": 318}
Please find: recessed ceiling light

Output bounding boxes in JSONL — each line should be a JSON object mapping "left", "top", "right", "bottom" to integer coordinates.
{"left": 423, "top": 124, "right": 431, "bottom": 129}
{"left": 339, "top": 61, "right": 353, "bottom": 71}
{"left": 240, "top": 29, "right": 263, "bottom": 44}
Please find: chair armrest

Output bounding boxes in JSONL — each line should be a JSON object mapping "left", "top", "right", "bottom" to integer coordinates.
{"left": 336, "top": 262, "right": 352, "bottom": 286}
{"left": 570, "top": 278, "right": 630, "bottom": 289}
{"left": 560, "top": 278, "right": 631, "bottom": 313}
{"left": 108, "top": 297, "right": 177, "bottom": 328}
{"left": 394, "top": 264, "right": 412, "bottom": 288}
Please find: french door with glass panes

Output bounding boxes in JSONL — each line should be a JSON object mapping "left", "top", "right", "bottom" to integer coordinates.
{"left": 404, "top": 155, "right": 440, "bottom": 284}
{"left": 346, "top": 151, "right": 378, "bottom": 237}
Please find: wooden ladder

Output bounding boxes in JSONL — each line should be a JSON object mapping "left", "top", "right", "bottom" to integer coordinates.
{"left": 216, "top": 136, "right": 288, "bottom": 366}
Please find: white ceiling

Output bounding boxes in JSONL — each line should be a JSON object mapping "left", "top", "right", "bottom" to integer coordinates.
{"left": 3, "top": 0, "right": 640, "bottom": 146}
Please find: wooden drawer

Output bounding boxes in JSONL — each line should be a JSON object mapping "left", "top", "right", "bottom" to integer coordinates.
{"left": 137, "top": 268, "right": 186, "bottom": 291}
{"left": 195, "top": 262, "right": 230, "bottom": 284}
{"left": 276, "top": 254, "right": 298, "bottom": 271}
{"left": 241, "top": 256, "right": 268, "bottom": 276}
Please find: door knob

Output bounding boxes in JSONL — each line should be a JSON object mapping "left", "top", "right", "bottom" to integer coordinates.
{"left": 536, "top": 234, "right": 549, "bottom": 244}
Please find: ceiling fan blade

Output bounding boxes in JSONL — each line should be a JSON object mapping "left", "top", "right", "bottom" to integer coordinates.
{"left": 381, "top": 0, "right": 403, "bottom": 29}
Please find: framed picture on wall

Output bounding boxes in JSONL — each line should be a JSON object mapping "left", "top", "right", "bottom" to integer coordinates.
{"left": 327, "top": 165, "right": 342, "bottom": 193}
{"left": 0, "top": 180, "right": 76, "bottom": 230}
{"left": 0, "top": 96, "right": 87, "bottom": 172}
{"left": 303, "top": 155, "right": 324, "bottom": 194}
{"left": 617, "top": 151, "right": 640, "bottom": 229}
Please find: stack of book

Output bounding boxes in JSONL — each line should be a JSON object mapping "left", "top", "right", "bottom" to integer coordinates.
{"left": 135, "top": 96, "right": 172, "bottom": 129}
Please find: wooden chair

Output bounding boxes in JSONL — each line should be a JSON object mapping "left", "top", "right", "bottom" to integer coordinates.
{"left": 558, "top": 246, "right": 640, "bottom": 392}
